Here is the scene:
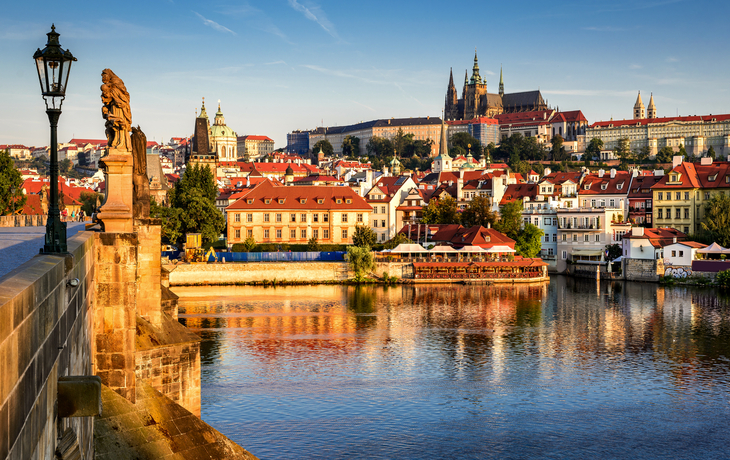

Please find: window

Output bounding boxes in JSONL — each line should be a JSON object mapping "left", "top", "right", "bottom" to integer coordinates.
{"left": 357, "top": 213, "right": 363, "bottom": 223}
{"left": 545, "top": 235, "right": 550, "bottom": 242}
{"left": 544, "top": 218, "right": 551, "bottom": 225}
{"left": 291, "top": 213, "right": 296, "bottom": 223}
{"left": 313, "top": 229, "right": 319, "bottom": 239}
{"left": 276, "top": 229, "right": 282, "bottom": 238}
{"left": 666, "top": 208, "right": 671, "bottom": 218}
{"left": 323, "top": 229, "right": 329, "bottom": 239}
{"left": 290, "top": 229, "right": 296, "bottom": 239}
{"left": 553, "top": 234, "right": 557, "bottom": 242}
{"left": 609, "top": 199, "right": 615, "bottom": 208}
{"left": 675, "top": 192, "right": 681, "bottom": 201}
{"left": 553, "top": 218, "right": 557, "bottom": 226}
{"left": 595, "top": 234, "right": 600, "bottom": 242}
{"left": 264, "top": 213, "right": 270, "bottom": 222}
{"left": 705, "top": 192, "right": 710, "bottom": 200}
{"left": 381, "top": 220, "right": 386, "bottom": 228}
{"left": 342, "top": 229, "right": 348, "bottom": 239}
{"left": 313, "top": 214, "right": 319, "bottom": 223}
{"left": 572, "top": 234, "right": 578, "bottom": 242}
{"left": 684, "top": 226, "right": 689, "bottom": 234}
{"left": 276, "top": 213, "right": 282, "bottom": 223}
{"left": 264, "top": 229, "right": 270, "bottom": 239}
{"left": 675, "top": 208, "right": 681, "bottom": 219}
{"left": 591, "top": 199, "right": 596, "bottom": 207}
{"left": 301, "top": 213, "right": 307, "bottom": 222}
{"left": 374, "top": 220, "right": 378, "bottom": 228}
{"left": 247, "top": 213, "right": 253, "bottom": 223}
{"left": 247, "top": 229, "right": 252, "bottom": 238}
{"left": 373, "top": 207, "right": 378, "bottom": 214}
{"left": 323, "top": 213, "right": 329, "bottom": 223}
{"left": 679, "top": 250, "right": 684, "bottom": 257}
{"left": 380, "top": 206, "right": 386, "bottom": 214}
{"left": 342, "top": 213, "right": 348, "bottom": 223}
{"left": 684, "top": 208, "right": 689, "bottom": 219}
{"left": 671, "top": 250, "right": 676, "bottom": 257}
{"left": 562, "top": 234, "right": 567, "bottom": 242}
{"left": 300, "top": 229, "right": 307, "bottom": 238}
{"left": 534, "top": 218, "right": 539, "bottom": 226}
{"left": 234, "top": 213, "right": 241, "bottom": 223}
{"left": 235, "top": 229, "right": 241, "bottom": 239}
{"left": 658, "top": 192, "right": 663, "bottom": 200}
{"left": 562, "top": 250, "right": 567, "bottom": 260}
{"left": 584, "top": 234, "right": 589, "bottom": 242}
{"left": 684, "top": 192, "right": 689, "bottom": 201}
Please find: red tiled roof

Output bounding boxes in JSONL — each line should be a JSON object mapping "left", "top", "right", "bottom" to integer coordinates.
{"left": 652, "top": 162, "right": 701, "bottom": 190}
{"left": 578, "top": 171, "right": 632, "bottom": 196}
{"left": 559, "top": 110, "right": 588, "bottom": 123}
{"left": 500, "top": 183, "right": 538, "bottom": 205}
{"left": 68, "top": 138, "right": 108, "bottom": 146}
{"left": 413, "top": 259, "right": 547, "bottom": 268}
{"left": 590, "top": 113, "right": 730, "bottom": 129}
{"left": 431, "top": 225, "right": 515, "bottom": 249}
{"left": 226, "top": 180, "right": 371, "bottom": 211}
{"left": 239, "top": 135, "right": 274, "bottom": 142}
{"left": 495, "top": 110, "right": 554, "bottom": 126}
{"left": 21, "top": 194, "right": 43, "bottom": 215}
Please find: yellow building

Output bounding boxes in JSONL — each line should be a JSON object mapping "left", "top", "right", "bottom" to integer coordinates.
{"left": 225, "top": 180, "right": 372, "bottom": 245}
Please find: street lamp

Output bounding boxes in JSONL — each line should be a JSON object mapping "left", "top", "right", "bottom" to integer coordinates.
{"left": 34, "top": 24, "right": 76, "bottom": 253}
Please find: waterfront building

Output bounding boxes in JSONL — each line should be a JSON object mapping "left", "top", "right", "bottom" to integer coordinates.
{"left": 444, "top": 52, "right": 548, "bottom": 120}
{"left": 396, "top": 187, "right": 428, "bottom": 229}
{"left": 237, "top": 135, "right": 274, "bottom": 161}
{"left": 650, "top": 157, "right": 730, "bottom": 235}
{"left": 431, "top": 225, "right": 516, "bottom": 249}
{"left": 663, "top": 240, "right": 708, "bottom": 267}
{"left": 225, "top": 180, "right": 372, "bottom": 246}
{"left": 577, "top": 168, "right": 634, "bottom": 222}
{"left": 627, "top": 172, "right": 663, "bottom": 226}
{"left": 620, "top": 227, "right": 686, "bottom": 261}
{"left": 587, "top": 105, "right": 730, "bottom": 158}
{"left": 366, "top": 175, "right": 418, "bottom": 242}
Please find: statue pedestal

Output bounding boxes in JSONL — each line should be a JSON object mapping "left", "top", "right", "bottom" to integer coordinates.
{"left": 98, "top": 148, "right": 134, "bottom": 233}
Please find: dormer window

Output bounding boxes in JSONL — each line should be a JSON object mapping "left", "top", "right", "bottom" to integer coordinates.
{"left": 346, "top": 199, "right": 352, "bottom": 204}
{"left": 708, "top": 174, "right": 717, "bottom": 182}
{"left": 671, "top": 175, "right": 677, "bottom": 182}
{"left": 264, "top": 198, "right": 271, "bottom": 204}
{"left": 617, "top": 182, "right": 624, "bottom": 190}
{"left": 300, "top": 198, "right": 306, "bottom": 204}
{"left": 317, "top": 199, "right": 324, "bottom": 204}
{"left": 601, "top": 183, "right": 607, "bottom": 190}
{"left": 584, "top": 184, "right": 590, "bottom": 190}
{"left": 278, "top": 198, "right": 285, "bottom": 204}
{"left": 336, "top": 198, "right": 342, "bottom": 204}
{"left": 247, "top": 199, "right": 253, "bottom": 204}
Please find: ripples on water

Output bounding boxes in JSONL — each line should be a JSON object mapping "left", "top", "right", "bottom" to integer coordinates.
{"left": 174, "top": 278, "right": 730, "bottom": 459}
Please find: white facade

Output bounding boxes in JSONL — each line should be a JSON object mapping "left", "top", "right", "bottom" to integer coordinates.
{"left": 663, "top": 242, "right": 703, "bottom": 267}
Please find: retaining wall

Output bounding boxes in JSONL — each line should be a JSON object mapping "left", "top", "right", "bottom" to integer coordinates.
{"left": 166, "top": 262, "right": 351, "bottom": 285}
{"left": 0, "top": 232, "right": 96, "bottom": 460}
{"left": 625, "top": 258, "right": 664, "bottom": 282}
{"left": 0, "top": 215, "right": 47, "bottom": 228}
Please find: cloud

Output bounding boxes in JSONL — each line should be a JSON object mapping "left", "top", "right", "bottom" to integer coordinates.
{"left": 629, "top": 64, "right": 642, "bottom": 69}
{"left": 302, "top": 65, "right": 390, "bottom": 85}
{"left": 193, "top": 12, "right": 236, "bottom": 35}
{"left": 484, "top": 70, "right": 496, "bottom": 76}
{"left": 352, "top": 100, "right": 376, "bottom": 112}
{"left": 265, "top": 60, "right": 286, "bottom": 66}
{"left": 666, "top": 57, "right": 679, "bottom": 63}
{"left": 287, "top": 0, "right": 341, "bottom": 41}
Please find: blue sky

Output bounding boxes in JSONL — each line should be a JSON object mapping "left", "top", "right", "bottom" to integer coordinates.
{"left": 1, "top": 0, "right": 728, "bottom": 149}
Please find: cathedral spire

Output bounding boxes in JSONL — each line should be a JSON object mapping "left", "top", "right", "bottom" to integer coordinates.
{"left": 499, "top": 65, "right": 504, "bottom": 97}
{"left": 470, "top": 48, "right": 482, "bottom": 84}
{"left": 647, "top": 92, "right": 657, "bottom": 119}
{"left": 439, "top": 114, "right": 450, "bottom": 159}
{"left": 634, "top": 91, "right": 645, "bottom": 119}
{"left": 448, "top": 67, "right": 454, "bottom": 88}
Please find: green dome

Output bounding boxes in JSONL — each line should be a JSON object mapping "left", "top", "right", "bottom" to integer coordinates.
{"left": 210, "top": 124, "right": 236, "bottom": 138}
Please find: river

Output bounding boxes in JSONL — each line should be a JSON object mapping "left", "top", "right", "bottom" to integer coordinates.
{"left": 173, "top": 277, "right": 730, "bottom": 459}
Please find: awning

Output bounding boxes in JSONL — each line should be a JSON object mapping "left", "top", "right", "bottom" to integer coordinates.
{"left": 572, "top": 249, "right": 603, "bottom": 257}
{"left": 486, "top": 245, "right": 516, "bottom": 253}
{"left": 430, "top": 246, "right": 458, "bottom": 253}
{"left": 697, "top": 242, "right": 728, "bottom": 254}
{"left": 457, "top": 246, "right": 486, "bottom": 253}
{"left": 391, "top": 243, "right": 428, "bottom": 253}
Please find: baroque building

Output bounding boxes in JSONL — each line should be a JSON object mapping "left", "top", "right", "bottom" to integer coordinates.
{"left": 445, "top": 51, "right": 548, "bottom": 121}
{"left": 189, "top": 98, "right": 237, "bottom": 174}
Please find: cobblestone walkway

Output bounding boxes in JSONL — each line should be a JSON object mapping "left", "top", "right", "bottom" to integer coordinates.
{"left": 0, "top": 222, "right": 87, "bottom": 279}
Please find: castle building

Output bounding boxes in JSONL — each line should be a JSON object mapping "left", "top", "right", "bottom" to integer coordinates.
{"left": 445, "top": 51, "right": 548, "bottom": 121}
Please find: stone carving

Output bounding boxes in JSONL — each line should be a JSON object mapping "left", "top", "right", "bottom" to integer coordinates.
{"left": 131, "top": 126, "right": 151, "bottom": 219}
{"left": 100, "top": 69, "right": 132, "bottom": 151}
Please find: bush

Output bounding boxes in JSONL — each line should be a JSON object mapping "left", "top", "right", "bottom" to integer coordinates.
{"left": 347, "top": 246, "right": 375, "bottom": 280}
{"left": 717, "top": 269, "right": 730, "bottom": 289}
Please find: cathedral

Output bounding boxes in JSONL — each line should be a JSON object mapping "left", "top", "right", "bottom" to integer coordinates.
{"left": 189, "top": 98, "right": 238, "bottom": 174}
{"left": 444, "top": 51, "right": 548, "bottom": 120}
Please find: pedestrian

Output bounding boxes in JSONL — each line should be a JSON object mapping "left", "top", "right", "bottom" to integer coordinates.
{"left": 62, "top": 209, "right": 68, "bottom": 221}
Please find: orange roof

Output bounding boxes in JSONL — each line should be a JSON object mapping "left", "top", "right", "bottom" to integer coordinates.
{"left": 239, "top": 135, "right": 274, "bottom": 142}
{"left": 413, "top": 259, "right": 547, "bottom": 268}
{"left": 591, "top": 113, "right": 730, "bottom": 129}
{"left": 68, "top": 138, "right": 108, "bottom": 146}
{"left": 226, "top": 180, "right": 371, "bottom": 211}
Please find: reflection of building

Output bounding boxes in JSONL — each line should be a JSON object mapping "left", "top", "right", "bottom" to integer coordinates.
{"left": 225, "top": 180, "right": 372, "bottom": 246}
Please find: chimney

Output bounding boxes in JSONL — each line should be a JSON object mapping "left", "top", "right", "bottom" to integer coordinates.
{"left": 457, "top": 177, "right": 463, "bottom": 199}
{"left": 634, "top": 227, "right": 644, "bottom": 237}
{"left": 701, "top": 157, "right": 713, "bottom": 165}
{"left": 672, "top": 155, "right": 683, "bottom": 168}
{"left": 598, "top": 169, "right": 605, "bottom": 178}
{"left": 610, "top": 168, "right": 616, "bottom": 179}
{"left": 673, "top": 237, "right": 677, "bottom": 244}
{"left": 365, "top": 169, "right": 373, "bottom": 187}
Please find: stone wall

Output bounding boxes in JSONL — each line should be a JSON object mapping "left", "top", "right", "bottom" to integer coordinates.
{"left": 167, "top": 262, "right": 351, "bottom": 286}
{"left": 0, "top": 215, "right": 47, "bottom": 227}
{"left": 0, "top": 231, "right": 96, "bottom": 460}
{"left": 624, "top": 258, "right": 664, "bottom": 282}
{"left": 374, "top": 262, "right": 413, "bottom": 279}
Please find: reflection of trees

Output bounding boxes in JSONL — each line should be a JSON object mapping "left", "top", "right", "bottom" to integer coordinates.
{"left": 347, "top": 286, "right": 378, "bottom": 329}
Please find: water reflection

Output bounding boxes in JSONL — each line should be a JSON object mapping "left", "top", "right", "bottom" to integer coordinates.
{"left": 174, "top": 279, "right": 730, "bottom": 459}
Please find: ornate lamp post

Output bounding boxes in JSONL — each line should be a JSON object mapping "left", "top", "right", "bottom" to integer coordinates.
{"left": 34, "top": 25, "right": 76, "bottom": 253}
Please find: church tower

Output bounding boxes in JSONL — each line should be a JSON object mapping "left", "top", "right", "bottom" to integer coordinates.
{"left": 634, "top": 91, "right": 646, "bottom": 119}
{"left": 432, "top": 117, "right": 452, "bottom": 174}
{"left": 499, "top": 66, "right": 504, "bottom": 97}
{"left": 445, "top": 68, "right": 459, "bottom": 120}
{"left": 647, "top": 93, "right": 657, "bottom": 119}
{"left": 190, "top": 97, "right": 217, "bottom": 171}
{"left": 464, "top": 50, "right": 487, "bottom": 120}
{"left": 462, "top": 70, "right": 468, "bottom": 99}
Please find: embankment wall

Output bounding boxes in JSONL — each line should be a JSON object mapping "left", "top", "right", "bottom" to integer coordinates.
{"left": 167, "top": 262, "right": 351, "bottom": 285}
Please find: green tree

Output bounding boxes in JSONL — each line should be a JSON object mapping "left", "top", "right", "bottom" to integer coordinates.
{"left": 347, "top": 245, "right": 375, "bottom": 280}
{"left": 707, "top": 146, "right": 717, "bottom": 160}
{"left": 656, "top": 146, "right": 674, "bottom": 163}
{"left": 352, "top": 224, "right": 377, "bottom": 248}
{"left": 701, "top": 193, "right": 730, "bottom": 247}
{"left": 366, "top": 136, "right": 394, "bottom": 157}
{"left": 551, "top": 135, "right": 569, "bottom": 162}
{"left": 384, "top": 233, "right": 413, "bottom": 250}
{"left": 79, "top": 191, "right": 103, "bottom": 216}
{"left": 60, "top": 158, "right": 73, "bottom": 174}
{"left": 585, "top": 138, "right": 604, "bottom": 163}
{"left": 341, "top": 135, "right": 360, "bottom": 159}
{"left": 166, "top": 164, "right": 224, "bottom": 244}
{"left": 613, "top": 137, "right": 632, "bottom": 163}
{"left": 514, "top": 223, "right": 544, "bottom": 258}
{"left": 449, "top": 145, "right": 466, "bottom": 158}
{"left": 508, "top": 152, "right": 529, "bottom": 175}
{"left": 495, "top": 199, "right": 523, "bottom": 239}
{"left": 635, "top": 145, "right": 651, "bottom": 163}
{"left": 716, "top": 269, "right": 730, "bottom": 289}
{"left": 421, "top": 195, "right": 460, "bottom": 225}
{"left": 605, "top": 243, "right": 622, "bottom": 261}
{"left": 678, "top": 143, "right": 688, "bottom": 159}
{"left": 241, "top": 237, "right": 257, "bottom": 252}
{"left": 0, "top": 150, "right": 26, "bottom": 215}
{"left": 307, "top": 236, "right": 320, "bottom": 251}
{"left": 450, "top": 132, "right": 482, "bottom": 159}
{"left": 484, "top": 142, "right": 496, "bottom": 162}
{"left": 461, "top": 195, "right": 498, "bottom": 228}
{"left": 312, "top": 139, "right": 334, "bottom": 157}
{"left": 150, "top": 199, "right": 183, "bottom": 245}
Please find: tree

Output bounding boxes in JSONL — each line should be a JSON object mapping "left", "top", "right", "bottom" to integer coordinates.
{"left": 635, "top": 145, "right": 651, "bottom": 163}
{"left": 450, "top": 132, "right": 482, "bottom": 159}
{"left": 366, "top": 136, "right": 394, "bottom": 158}
{"left": 461, "top": 196, "right": 498, "bottom": 228}
{"left": 551, "top": 135, "right": 569, "bottom": 162}
{"left": 347, "top": 245, "right": 375, "bottom": 280}
{"left": 701, "top": 193, "right": 730, "bottom": 247}
{"left": 678, "top": 143, "right": 688, "bottom": 159}
{"left": 514, "top": 223, "right": 544, "bottom": 258}
{"left": 60, "top": 158, "right": 73, "bottom": 174}
{"left": 384, "top": 233, "right": 413, "bottom": 250}
{"left": 605, "top": 243, "right": 622, "bottom": 262}
{"left": 421, "top": 195, "right": 460, "bottom": 225}
{"left": 166, "top": 164, "right": 224, "bottom": 244}
{"left": 307, "top": 236, "right": 320, "bottom": 251}
{"left": 585, "top": 138, "right": 604, "bottom": 163}
{"left": 352, "top": 225, "right": 377, "bottom": 248}
{"left": 312, "top": 139, "right": 333, "bottom": 157}
{"left": 707, "top": 146, "right": 717, "bottom": 160}
{"left": 79, "top": 191, "right": 103, "bottom": 216}
{"left": 393, "top": 129, "right": 414, "bottom": 157}
{"left": 449, "top": 145, "right": 466, "bottom": 158}
{"left": 0, "top": 150, "right": 26, "bottom": 215}
{"left": 495, "top": 199, "right": 523, "bottom": 239}
{"left": 150, "top": 199, "right": 183, "bottom": 245}
{"left": 656, "top": 146, "right": 674, "bottom": 163}
{"left": 341, "top": 135, "right": 360, "bottom": 159}
{"left": 613, "top": 137, "right": 632, "bottom": 163}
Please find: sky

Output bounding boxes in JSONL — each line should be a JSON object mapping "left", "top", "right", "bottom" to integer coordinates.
{"left": 1, "top": 0, "right": 729, "bottom": 149}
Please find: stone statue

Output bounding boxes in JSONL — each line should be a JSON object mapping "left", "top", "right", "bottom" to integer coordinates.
{"left": 100, "top": 69, "right": 132, "bottom": 151}
{"left": 131, "top": 126, "right": 151, "bottom": 219}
